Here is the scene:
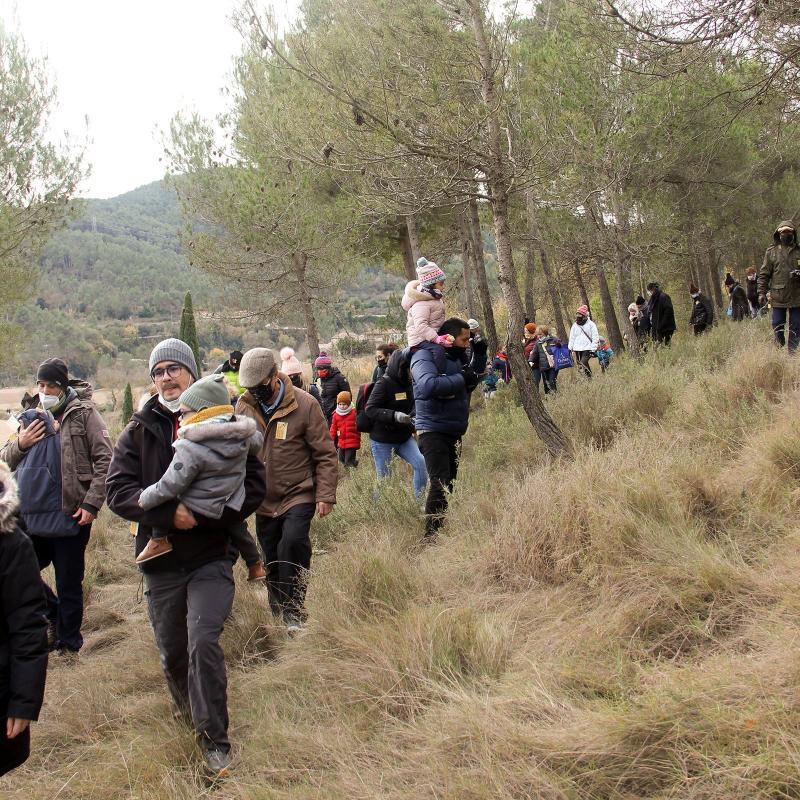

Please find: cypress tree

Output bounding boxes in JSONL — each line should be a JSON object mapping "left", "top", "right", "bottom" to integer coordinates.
{"left": 179, "top": 291, "right": 202, "bottom": 373}
{"left": 121, "top": 382, "right": 134, "bottom": 425}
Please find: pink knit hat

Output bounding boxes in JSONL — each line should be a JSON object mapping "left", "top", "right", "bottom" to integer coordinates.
{"left": 577, "top": 304, "right": 590, "bottom": 316}
{"left": 280, "top": 347, "right": 303, "bottom": 375}
{"left": 416, "top": 257, "right": 446, "bottom": 287}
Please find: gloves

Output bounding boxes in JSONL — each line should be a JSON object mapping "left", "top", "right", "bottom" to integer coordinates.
{"left": 393, "top": 411, "right": 413, "bottom": 426}
{"left": 462, "top": 366, "right": 479, "bottom": 391}
{"left": 759, "top": 294, "right": 767, "bottom": 306}
{"left": 434, "top": 334, "right": 455, "bottom": 347}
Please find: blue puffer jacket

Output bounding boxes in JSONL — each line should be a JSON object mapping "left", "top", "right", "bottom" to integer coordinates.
{"left": 411, "top": 340, "right": 487, "bottom": 437}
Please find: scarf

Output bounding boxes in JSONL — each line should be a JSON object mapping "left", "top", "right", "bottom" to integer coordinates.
{"left": 257, "top": 379, "right": 285, "bottom": 424}
{"left": 335, "top": 405, "right": 353, "bottom": 416}
{"left": 422, "top": 285, "right": 443, "bottom": 300}
{"left": 45, "top": 386, "right": 76, "bottom": 418}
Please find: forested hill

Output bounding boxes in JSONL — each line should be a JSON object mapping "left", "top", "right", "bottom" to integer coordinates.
{"left": 36, "top": 181, "right": 213, "bottom": 319}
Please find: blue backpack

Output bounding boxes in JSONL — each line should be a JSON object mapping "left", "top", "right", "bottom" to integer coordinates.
{"left": 552, "top": 343, "right": 573, "bottom": 371}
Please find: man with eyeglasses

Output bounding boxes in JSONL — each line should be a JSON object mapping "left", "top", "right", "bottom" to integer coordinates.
{"left": 106, "top": 338, "right": 265, "bottom": 779}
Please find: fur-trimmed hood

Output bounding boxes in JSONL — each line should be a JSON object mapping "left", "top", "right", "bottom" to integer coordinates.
{"left": 0, "top": 460, "right": 19, "bottom": 535}
{"left": 401, "top": 280, "right": 436, "bottom": 311}
{"left": 180, "top": 416, "right": 258, "bottom": 443}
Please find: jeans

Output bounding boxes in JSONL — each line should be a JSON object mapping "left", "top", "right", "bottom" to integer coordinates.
{"left": 533, "top": 368, "right": 557, "bottom": 394}
{"left": 255, "top": 504, "right": 315, "bottom": 617}
{"left": 31, "top": 525, "right": 90, "bottom": 652}
{"left": 417, "top": 432, "right": 461, "bottom": 537}
{"left": 370, "top": 437, "right": 428, "bottom": 497}
{"left": 144, "top": 559, "right": 235, "bottom": 753}
{"left": 771, "top": 306, "right": 800, "bottom": 353}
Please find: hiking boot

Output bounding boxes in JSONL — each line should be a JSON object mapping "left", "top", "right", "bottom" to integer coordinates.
{"left": 135, "top": 537, "right": 173, "bottom": 564}
{"left": 247, "top": 561, "right": 267, "bottom": 582}
{"left": 204, "top": 748, "right": 232, "bottom": 779}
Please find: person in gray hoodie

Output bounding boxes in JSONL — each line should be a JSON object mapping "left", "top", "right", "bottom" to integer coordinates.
{"left": 136, "top": 374, "right": 264, "bottom": 573}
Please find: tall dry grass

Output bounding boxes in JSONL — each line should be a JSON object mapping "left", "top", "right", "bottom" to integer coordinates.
{"left": 11, "top": 319, "right": 800, "bottom": 799}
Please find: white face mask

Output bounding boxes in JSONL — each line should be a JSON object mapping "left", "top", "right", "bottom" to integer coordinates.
{"left": 159, "top": 394, "right": 183, "bottom": 413}
{"left": 39, "top": 392, "right": 61, "bottom": 410}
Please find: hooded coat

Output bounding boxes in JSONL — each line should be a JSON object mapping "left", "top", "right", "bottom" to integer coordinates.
{"left": 728, "top": 282, "right": 750, "bottom": 322}
{"left": 138, "top": 417, "right": 263, "bottom": 519}
{"left": 0, "top": 463, "right": 48, "bottom": 729}
{"left": 648, "top": 289, "right": 676, "bottom": 342}
{"left": 689, "top": 293, "right": 714, "bottom": 330}
{"left": 365, "top": 349, "right": 416, "bottom": 444}
{"left": 758, "top": 221, "right": 800, "bottom": 308}
{"left": 402, "top": 280, "right": 446, "bottom": 347}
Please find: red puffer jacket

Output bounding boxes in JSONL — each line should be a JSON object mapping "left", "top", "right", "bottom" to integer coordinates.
{"left": 329, "top": 408, "right": 361, "bottom": 450}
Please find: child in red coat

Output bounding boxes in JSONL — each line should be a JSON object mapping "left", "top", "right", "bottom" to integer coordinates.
{"left": 329, "top": 391, "right": 360, "bottom": 467}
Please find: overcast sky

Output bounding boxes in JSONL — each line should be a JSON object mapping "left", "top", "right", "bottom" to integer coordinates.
{"left": 0, "top": 0, "right": 300, "bottom": 199}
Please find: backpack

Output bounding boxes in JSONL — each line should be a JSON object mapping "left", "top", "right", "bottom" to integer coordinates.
{"left": 355, "top": 382, "right": 376, "bottom": 432}
{"left": 552, "top": 343, "right": 573, "bottom": 371}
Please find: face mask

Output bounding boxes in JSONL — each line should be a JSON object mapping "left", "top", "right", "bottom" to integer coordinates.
{"left": 251, "top": 383, "right": 275, "bottom": 405}
{"left": 337, "top": 404, "right": 350, "bottom": 413}
{"left": 691, "top": 293, "right": 699, "bottom": 299}
{"left": 289, "top": 374, "right": 303, "bottom": 388}
{"left": 39, "top": 392, "right": 61, "bottom": 410}
{"left": 780, "top": 232, "right": 794, "bottom": 246}
{"left": 376, "top": 356, "right": 385, "bottom": 364}
{"left": 576, "top": 315, "right": 588, "bottom": 325}
{"left": 158, "top": 394, "right": 182, "bottom": 413}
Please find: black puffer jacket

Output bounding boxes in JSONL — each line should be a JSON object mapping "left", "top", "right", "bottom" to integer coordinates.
{"left": 319, "top": 368, "right": 350, "bottom": 424}
{"left": 648, "top": 289, "right": 676, "bottom": 342}
{"left": 0, "top": 464, "right": 48, "bottom": 723}
{"left": 365, "top": 350, "right": 415, "bottom": 444}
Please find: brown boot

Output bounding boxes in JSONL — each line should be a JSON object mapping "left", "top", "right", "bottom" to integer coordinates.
{"left": 247, "top": 561, "right": 267, "bottom": 582}
{"left": 135, "top": 537, "right": 174, "bottom": 564}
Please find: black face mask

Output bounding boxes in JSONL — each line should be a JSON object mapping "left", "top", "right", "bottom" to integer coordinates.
{"left": 289, "top": 374, "right": 303, "bottom": 388}
{"left": 376, "top": 356, "right": 385, "bottom": 364}
{"left": 576, "top": 314, "right": 588, "bottom": 325}
{"left": 448, "top": 345, "right": 466, "bottom": 360}
{"left": 229, "top": 360, "right": 240, "bottom": 370}
{"left": 780, "top": 232, "right": 794, "bottom": 246}
{"left": 251, "top": 383, "right": 275, "bottom": 405}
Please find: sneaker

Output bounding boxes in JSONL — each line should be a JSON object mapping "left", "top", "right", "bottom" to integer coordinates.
{"left": 135, "top": 537, "right": 173, "bottom": 564}
{"left": 247, "top": 561, "right": 267, "bottom": 582}
{"left": 204, "top": 748, "right": 232, "bottom": 779}
{"left": 284, "top": 613, "right": 305, "bottom": 636}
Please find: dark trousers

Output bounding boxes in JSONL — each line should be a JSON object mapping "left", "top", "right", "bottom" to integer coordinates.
{"left": 693, "top": 324, "right": 708, "bottom": 336}
{"left": 338, "top": 448, "right": 358, "bottom": 467}
{"left": 255, "top": 504, "right": 314, "bottom": 617}
{"left": 31, "top": 526, "right": 90, "bottom": 652}
{"left": 771, "top": 306, "right": 800, "bottom": 353}
{"left": 533, "top": 368, "right": 557, "bottom": 393}
{"left": 0, "top": 723, "right": 30, "bottom": 777}
{"left": 144, "top": 559, "right": 235, "bottom": 753}
{"left": 575, "top": 350, "right": 593, "bottom": 378}
{"left": 418, "top": 432, "right": 461, "bottom": 537}
{"left": 229, "top": 520, "right": 262, "bottom": 567}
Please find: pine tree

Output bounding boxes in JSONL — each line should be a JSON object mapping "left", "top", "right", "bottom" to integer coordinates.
{"left": 121, "top": 383, "right": 134, "bottom": 425}
{"left": 179, "top": 291, "right": 202, "bottom": 374}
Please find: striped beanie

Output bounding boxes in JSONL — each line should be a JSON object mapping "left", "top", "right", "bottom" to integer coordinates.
{"left": 314, "top": 351, "right": 332, "bottom": 368}
{"left": 416, "top": 256, "right": 446, "bottom": 287}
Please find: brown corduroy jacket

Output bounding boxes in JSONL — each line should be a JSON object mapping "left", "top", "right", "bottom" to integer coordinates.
{"left": 235, "top": 375, "right": 338, "bottom": 518}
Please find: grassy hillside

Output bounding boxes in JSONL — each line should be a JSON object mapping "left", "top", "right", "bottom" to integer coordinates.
{"left": 11, "top": 320, "right": 800, "bottom": 799}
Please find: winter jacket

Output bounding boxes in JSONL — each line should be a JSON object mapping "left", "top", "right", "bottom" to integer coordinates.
{"left": 529, "top": 335, "right": 557, "bottom": 371}
{"left": 568, "top": 320, "right": 600, "bottom": 352}
{"left": 758, "top": 221, "right": 800, "bottom": 308}
{"left": 139, "top": 415, "right": 263, "bottom": 519}
{"left": 365, "top": 349, "right": 416, "bottom": 445}
{"left": 689, "top": 293, "right": 714, "bottom": 329}
{"left": 729, "top": 283, "right": 749, "bottom": 322}
{"left": 402, "top": 280, "right": 446, "bottom": 347}
{"left": 648, "top": 289, "right": 676, "bottom": 342}
{"left": 0, "top": 466, "right": 48, "bottom": 722}
{"left": 371, "top": 361, "right": 388, "bottom": 383}
{"left": 492, "top": 353, "right": 512, "bottom": 382}
{"left": 106, "top": 395, "right": 266, "bottom": 574}
{"left": 236, "top": 376, "right": 338, "bottom": 518}
{"left": 330, "top": 408, "right": 361, "bottom": 451}
{"left": 411, "top": 339, "right": 488, "bottom": 438}
{"left": 1, "top": 382, "right": 112, "bottom": 518}
{"left": 523, "top": 337, "right": 539, "bottom": 361}
{"left": 213, "top": 361, "right": 245, "bottom": 396}
{"left": 318, "top": 368, "right": 350, "bottom": 425}
{"left": 745, "top": 275, "right": 759, "bottom": 305}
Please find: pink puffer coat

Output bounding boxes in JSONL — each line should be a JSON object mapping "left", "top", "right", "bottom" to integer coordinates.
{"left": 402, "top": 280, "right": 446, "bottom": 347}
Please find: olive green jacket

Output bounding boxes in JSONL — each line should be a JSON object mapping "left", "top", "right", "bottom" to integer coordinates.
{"left": 758, "top": 220, "right": 800, "bottom": 308}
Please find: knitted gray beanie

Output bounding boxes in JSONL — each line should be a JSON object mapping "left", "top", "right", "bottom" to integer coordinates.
{"left": 178, "top": 374, "right": 230, "bottom": 411}
{"left": 149, "top": 338, "right": 198, "bottom": 379}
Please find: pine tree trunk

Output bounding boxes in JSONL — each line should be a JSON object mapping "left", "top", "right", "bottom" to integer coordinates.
{"left": 406, "top": 215, "right": 422, "bottom": 263}
{"left": 468, "top": 197, "right": 499, "bottom": 357}
{"left": 524, "top": 243, "right": 537, "bottom": 322}
{"left": 466, "top": 0, "right": 571, "bottom": 458}
{"left": 573, "top": 258, "right": 590, "bottom": 309}
{"left": 525, "top": 188, "right": 568, "bottom": 342}
{"left": 293, "top": 252, "right": 320, "bottom": 358}
{"left": 594, "top": 260, "right": 624, "bottom": 352}
{"left": 708, "top": 245, "right": 723, "bottom": 309}
{"left": 398, "top": 222, "right": 416, "bottom": 280}
{"left": 457, "top": 206, "right": 478, "bottom": 319}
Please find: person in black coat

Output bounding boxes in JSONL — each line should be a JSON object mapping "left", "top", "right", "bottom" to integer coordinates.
{"left": 645, "top": 282, "right": 676, "bottom": 344}
{"left": 0, "top": 461, "right": 48, "bottom": 777}
{"left": 365, "top": 349, "right": 428, "bottom": 498}
{"left": 688, "top": 283, "right": 715, "bottom": 335}
{"left": 724, "top": 273, "right": 750, "bottom": 322}
{"left": 314, "top": 353, "right": 351, "bottom": 426}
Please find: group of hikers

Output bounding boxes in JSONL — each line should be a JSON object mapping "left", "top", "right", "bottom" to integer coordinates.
{"left": 0, "top": 218, "right": 797, "bottom": 780}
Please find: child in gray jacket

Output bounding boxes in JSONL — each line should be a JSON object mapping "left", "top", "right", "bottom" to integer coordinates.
{"left": 136, "top": 374, "right": 264, "bottom": 571}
